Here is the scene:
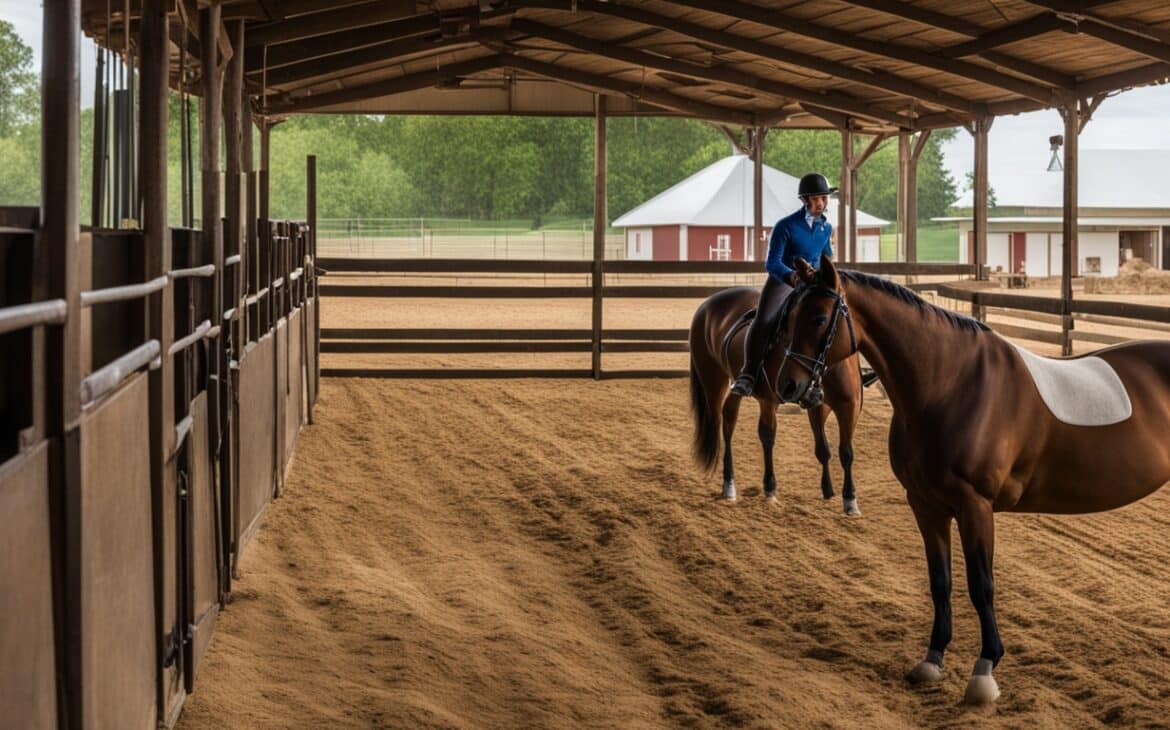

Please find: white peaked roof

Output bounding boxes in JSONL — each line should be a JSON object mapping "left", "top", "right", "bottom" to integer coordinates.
{"left": 612, "top": 154, "right": 890, "bottom": 228}
{"left": 954, "top": 149, "right": 1170, "bottom": 209}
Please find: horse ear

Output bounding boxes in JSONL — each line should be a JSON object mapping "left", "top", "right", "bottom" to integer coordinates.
{"left": 820, "top": 253, "right": 839, "bottom": 290}
{"left": 793, "top": 257, "right": 816, "bottom": 283}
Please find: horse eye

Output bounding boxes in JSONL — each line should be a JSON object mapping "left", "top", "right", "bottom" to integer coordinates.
{"left": 812, "top": 314, "right": 829, "bottom": 327}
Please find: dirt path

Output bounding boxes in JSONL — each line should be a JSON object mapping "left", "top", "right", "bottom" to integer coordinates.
{"left": 178, "top": 378, "right": 1170, "bottom": 729}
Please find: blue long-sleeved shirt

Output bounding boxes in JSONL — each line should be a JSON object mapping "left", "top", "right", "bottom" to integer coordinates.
{"left": 764, "top": 206, "right": 833, "bottom": 283}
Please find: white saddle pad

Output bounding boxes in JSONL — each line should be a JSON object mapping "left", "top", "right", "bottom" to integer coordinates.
{"left": 1006, "top": 340, "right": 1132, "bottom": 426}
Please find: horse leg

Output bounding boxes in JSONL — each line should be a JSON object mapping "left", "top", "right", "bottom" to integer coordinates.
{"left": 807, "top": 404, "right": 834, "bottom": 500}
{"left": 720, "top": 396, "right": 741, "bottom": 500}
{"left": 758, "top": 403, "right": 778, "bottom": 501}
{"left": 835, "top": 388, "right": 862, "bottom": 516}
{"left": 956, "top": 495, "right": 1004, "bottom": 704}
{"left": 906, "top": 492, "right": 953, "bottom": 687}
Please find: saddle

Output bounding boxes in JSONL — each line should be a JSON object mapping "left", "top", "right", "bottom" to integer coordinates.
{"left": 720, "top": 307, "right": 788, "bottom": 371}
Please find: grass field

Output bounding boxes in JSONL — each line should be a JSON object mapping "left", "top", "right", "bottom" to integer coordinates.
{"left": 879, "top": 223, "right": 960, "bottom": 262}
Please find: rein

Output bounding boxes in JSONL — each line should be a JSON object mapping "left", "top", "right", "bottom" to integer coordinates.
{"left": 782, "top": 284, "right": 858, "bottom": 405}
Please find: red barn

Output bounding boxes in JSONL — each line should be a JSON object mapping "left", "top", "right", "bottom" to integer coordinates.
{"left": 612, "top": 155, "right": 889, "bottom": 262}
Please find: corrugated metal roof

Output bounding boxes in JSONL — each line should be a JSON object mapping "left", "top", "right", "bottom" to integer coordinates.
{"left": 611, "top": 154, "right": 890, "bottom": 228}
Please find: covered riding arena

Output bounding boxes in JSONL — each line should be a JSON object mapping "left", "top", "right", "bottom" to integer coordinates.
{"left": 8, "top": 1, "right": 1170, "bottom": 728}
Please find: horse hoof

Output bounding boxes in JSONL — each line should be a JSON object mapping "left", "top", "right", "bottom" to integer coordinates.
{"left": 963, "top": 659, "right": 1000, "bottom": 704}
{"left": 906, "top": 661, "right": 944, "bottom": 685}
{"left": 843, "top": 499, "right": 862, "bottom": 516}
{"left": 963, "top": 674, "right": 1000, "bottom": 704}
{"left": 764, "top": 492, "right": 778, "bottom": 504}
{"left": 721, "top": 482, "right": 737, "bottom": 501}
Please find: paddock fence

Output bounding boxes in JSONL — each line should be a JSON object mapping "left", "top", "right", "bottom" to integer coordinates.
{"left": 316, "top": 259, "right": 978, "bottom": 378}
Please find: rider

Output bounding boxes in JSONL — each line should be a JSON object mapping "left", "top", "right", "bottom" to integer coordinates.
{"left": 730, "top": 172, "right": 837, "bottom": 397}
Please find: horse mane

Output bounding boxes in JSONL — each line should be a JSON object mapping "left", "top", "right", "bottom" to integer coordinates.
{"left": 838, "top": 270, "right": 990, "bottom": 334}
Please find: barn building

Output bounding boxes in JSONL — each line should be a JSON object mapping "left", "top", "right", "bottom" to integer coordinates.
{"left": 612, "top": 155, "right": 890, "bottom": 263}
{"left": 943, "top": 149, "right": 1170, "bottom": 277}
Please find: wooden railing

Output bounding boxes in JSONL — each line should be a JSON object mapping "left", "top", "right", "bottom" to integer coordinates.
{"left": 317, "top": 259, "right": 977, "bottom": 378}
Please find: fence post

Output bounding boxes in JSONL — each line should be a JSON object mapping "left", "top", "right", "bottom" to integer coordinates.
{"left": 592, "top": 95, "right": 607, "bottom": 380}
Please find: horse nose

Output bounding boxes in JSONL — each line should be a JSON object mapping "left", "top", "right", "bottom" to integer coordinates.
{"left": 779, "top": 377, "right": 802, "bottom": 403}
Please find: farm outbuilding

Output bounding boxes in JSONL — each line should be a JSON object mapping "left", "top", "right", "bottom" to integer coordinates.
{"left": 612, "top": 155, "right": 890, "bottom": 263}
{"left": 944, "top": 149, "right": 1170, "bottom": 277}
{"left": 14, "top": 0, "right": 1170, "bottom": 727}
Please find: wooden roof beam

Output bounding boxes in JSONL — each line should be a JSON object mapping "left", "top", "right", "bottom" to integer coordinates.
{"left": 941, "top": 14, "right": 1066, "bottom": 58}
{"left": 509, "top": 19, "right": 911, "bottom": 127}
{"left": 262, "top": 33, "right": 472, "bottom": 89}
{"left": 1076, "top": 62, "right": 1170, "bottom": 96}
{"left": 271, "top": 53, "right": 506, "bottom": 113}
{"left": 499, "top": 53, "right": 758, "bottom": 126}
{"left": 837, "top": 0, "right": 1075, "bottom": 87}
{"left": 513, "top": 0, "right": 980, "bottom": 115}
{"left": 222, "top": 0, "right": 377, "bottom": 21}
{"left": 245, "top": 13, "right": 440, "bottom": 72}
{"left": 245, "top": 0, "right": 418, "bottom": 47}
{"left": 1077, "top": 19, "right": 1170, "bottom": 65}
{"left": 674, "top": 0, "right": 1063, "bottom": 102}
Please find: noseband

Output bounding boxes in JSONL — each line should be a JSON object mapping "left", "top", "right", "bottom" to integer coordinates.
{"left": 781, "top": 284, "right": 858, "bottom": 404}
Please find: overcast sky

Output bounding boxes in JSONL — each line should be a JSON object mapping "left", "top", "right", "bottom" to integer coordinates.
{"left": 6, "top": 1, "right": 1170, "bottom": 195}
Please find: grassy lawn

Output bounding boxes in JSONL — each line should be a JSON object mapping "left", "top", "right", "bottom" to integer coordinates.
{"left": 879, "top": 223, "right": 959, "bottom": 262}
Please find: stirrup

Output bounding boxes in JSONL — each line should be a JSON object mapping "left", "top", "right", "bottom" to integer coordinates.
{"left": 730, "top": 373, "right": 756, "bottom": 397}
{"left": 860, "top": 368, "right": 880, "bottom": 388}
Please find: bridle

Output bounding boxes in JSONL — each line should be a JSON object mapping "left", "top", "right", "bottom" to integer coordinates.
{"left": 780, "top": 283, "right": 858, "bottom": 407}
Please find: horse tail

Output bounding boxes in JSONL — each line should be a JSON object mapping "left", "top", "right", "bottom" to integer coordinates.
{"left": 689, "top": 353, "right": 722, "bottom": 473}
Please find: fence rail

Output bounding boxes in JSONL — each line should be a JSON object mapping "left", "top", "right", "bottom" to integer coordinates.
{"left": 319, "top": 259, "right": 980, "bottom": 378}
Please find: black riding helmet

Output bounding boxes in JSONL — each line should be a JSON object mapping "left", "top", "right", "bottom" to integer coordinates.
{"left": 798, "top": 172, "right": 838, "bottom": 198}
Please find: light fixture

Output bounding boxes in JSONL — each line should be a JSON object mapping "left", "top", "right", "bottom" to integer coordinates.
{"left": 1047, "top": 134, "right": 1064, "bottom": 172}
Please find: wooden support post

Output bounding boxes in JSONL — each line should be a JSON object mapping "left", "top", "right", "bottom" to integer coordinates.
{"left": 307, "top": 154, "right": 319, "bottom": 421}
{"left": 592, "top": 95, "right": 606, "bottom": 380}
{"left": 201, "top": 6, "right": 226, "bottom": 526}
{"left": 1061, "top": 98, "right": 1079, "bottom": 356}
{"left": 973, "top": 117, "right": 991, "bottom": 283}
{"left": 40, "top": 2, "right": 83, "bottom": 727}
{"left": 143, "top": 0, "right": 177, "bottom": 722}
{"left": 260, "top": 122, "right": 271, "bottom": 332}
{"left": 839, "top": 127, "right": 852, "bottom": 262}
{"left": 897, "top": 133, "right": 909, "bottom": 262}
{"left": 752, "top": 126, "right": 765, "bottom": 263}
{"left": 906, "top": 130, "right": 932, "bottom": 265}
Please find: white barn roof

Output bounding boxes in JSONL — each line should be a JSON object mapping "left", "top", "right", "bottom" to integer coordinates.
{"left": 954, "top": 149, "right": 1170, "bottom": 209}
{"left": 612, "top": 155, "right": 890, "bottom": 229}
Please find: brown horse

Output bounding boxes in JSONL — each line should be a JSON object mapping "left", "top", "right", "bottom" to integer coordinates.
{"left": 777, "top": 254, "right": 1170, "bottom": 704}
{"left": 689, "top": 286, "right": 864, "bottom": 513}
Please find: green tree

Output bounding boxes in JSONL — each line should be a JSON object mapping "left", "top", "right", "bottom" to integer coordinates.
{"left": 0, "top": 20, "right": 38, "bottom": 136}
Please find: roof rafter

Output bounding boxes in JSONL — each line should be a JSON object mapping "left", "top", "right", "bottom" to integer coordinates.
{"left": 514, "top": 0, "right": 980, "bottom": 116}
{"left": 940, "top": 14, "right": 1067, "bottom": 58}
{"left": 245, "top": 14, "right": 441, "bottom": 72}
{"left": 245, "top": 0, "right": 417, "bottom": 47}
{"left": 673, "top": 0, "right": 1062, "bottom": 102}
{"left": 509, "top": 19, "right": 911, "bottom": 127}
{"left": 262, "top": 33, "right": 472, "bottom": 89}
{"left": 836, "top": 0, "right": 1075, "bottom": 87}
{"left": 1077, "top": 19, "right": 1170, "bottom": 65}
{"left": 271, "top": 53, "right": 506, "bottom": 113}
{"left": 499, "top": 53, "right": 758, "bottom": 126}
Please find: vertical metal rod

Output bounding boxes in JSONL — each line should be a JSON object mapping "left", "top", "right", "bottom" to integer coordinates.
{"left": 591, "top": 95, "right": 606, "bottom": 380}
